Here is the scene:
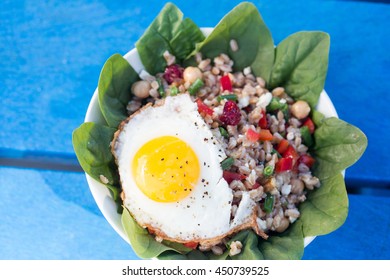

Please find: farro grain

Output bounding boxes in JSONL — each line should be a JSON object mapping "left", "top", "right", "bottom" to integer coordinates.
{"left": 229, "top": 241, "right": 243, "bottom": 256}
{"left": 272, "top": 87, "right": 285, "bottom": 96}
{"left": 211, "top": 246, "right": 223, "bottom": 255}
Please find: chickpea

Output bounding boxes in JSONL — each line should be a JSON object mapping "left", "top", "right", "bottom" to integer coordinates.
{"left": 183, "top": 66, "right": 203, "bottom": 83}
{"left": 275, "top": 217, "right": 290, "bottom": 233}
{"left": 131, "top": 80, "right": 151, "bottom": 99}
{"left": 290, "top": 100, "right": 311, "bottom": 119}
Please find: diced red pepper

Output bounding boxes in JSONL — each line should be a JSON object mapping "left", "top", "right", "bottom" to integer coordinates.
{"left": 258, "top": 129, "right": 274, "bottom": 141}
{"left": 196, "top": 99, "right": 214, "bottom": 116}
{"left": 302, "top": 117, "right": 315, "bottom": 134}
{"left": 183, "top": 241, "right": 198, "bottom": 250}
{"left": 246, "top": 128, "right": 273, "bottom": 142}
{"left": 220, "top": 75, "right": 232, "bottom": 91}
{"left": 276, "top": 139, "right": 289, "bottom": 154}
{"left": 258, "top": 110, "right": 268, "bottom": 129}
{"left": 275, "top": 157, "right": 293, "bottom": 172}
{"left": 223, "top": 171, "right": 246, "bottom": 184}
{"left": 251, "top": 182, "right": 261, "bottom": 189}
{"left": 282, "top": 145, "right": 299, "bottom": 166}
{"left": 299, "top": 154, "right": 316, "bottom": 168}
{"left": 246, "top": 128, "right": 260, "bottom": 142}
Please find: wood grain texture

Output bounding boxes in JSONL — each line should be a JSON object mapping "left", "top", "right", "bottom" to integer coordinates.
{"left": 0, "top": 167, "right": 388, "bottom": 259}
{"left": 303, "top": 194, "right": 390, "bottom": 259}
{"left": 0, "top": 167, "right": 138, "bottom": 259}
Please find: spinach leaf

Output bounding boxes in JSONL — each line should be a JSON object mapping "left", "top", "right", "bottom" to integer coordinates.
{"left": 72, "top": 122, "right": 118, "bottom": 186}
{"left": 189, "top": 2, "right": 274, "bottom": 82}
{"left": 258, "top": 220, "right": 304, "bottom": 260}
{"left": 136, "top": 3, "right": 204, "bottom": 74}
{"left": 98, "top": 53, "right": 138, "bottom": 128}
{"left": 170, "top": 18, "right": 206, "bottom": 61}
{"left": 299, "top": 173, "right": 348, "bottom": 236}
{"left": 269, "top": 32, "right": 330, "bottom": 107}
{"left": 157, "top": 251, "right": 189, "bottom": 260}
{"left": 311, "top": 109, "right": 326, "bottom": 127}
{"left": 228, "top": 230, "right": 265, "bottom": 260}
{"left": 162, "top": 240, "right": 193, "bottom": 255}
{"left": 158, "top": 250, "right": 209, "bottom": 260}
{"left": 121, "top": 208, "right": 192, "bottom": 259}
{"left": 207, "top": 250, "right": 230, "bottom": 260}
{"left": 313, "top": 117, "right": 368, "bottom": 180}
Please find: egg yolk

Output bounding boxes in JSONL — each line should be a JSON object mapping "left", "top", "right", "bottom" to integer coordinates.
{"left": 132, "top": 136, "right": 200, "bottom": 202}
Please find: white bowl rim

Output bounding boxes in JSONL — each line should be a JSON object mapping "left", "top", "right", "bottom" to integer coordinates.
{"left": 84, "top": 27, "right": 339, "bottom": 253}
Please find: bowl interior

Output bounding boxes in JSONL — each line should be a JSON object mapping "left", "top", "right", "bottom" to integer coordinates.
{"left": 84, "top": 28, "right": 338, "bottom": 250}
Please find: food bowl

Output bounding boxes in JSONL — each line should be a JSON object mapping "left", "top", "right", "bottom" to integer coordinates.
{"left": 84, "top": 27, "right": 339, "bottom": 251}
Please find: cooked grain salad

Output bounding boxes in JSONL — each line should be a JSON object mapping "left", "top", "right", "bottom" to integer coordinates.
{"left": 126, "top": 50, "right": 320, "bottom": 254}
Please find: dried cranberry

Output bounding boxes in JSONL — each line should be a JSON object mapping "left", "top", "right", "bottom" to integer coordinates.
{"left": 163, "top": 64, "right": 184, "bottom": 84}
{"left": 220, "top": 100, "right": 241, "bottom": 126}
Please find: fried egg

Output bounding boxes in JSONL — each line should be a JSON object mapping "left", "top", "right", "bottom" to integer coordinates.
{"left": 112, "top": 94, "right": 262, "bottom": 244}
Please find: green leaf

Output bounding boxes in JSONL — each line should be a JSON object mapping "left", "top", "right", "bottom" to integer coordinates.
{"left": 161, "top": 240, "right": 193, "bottom": 255}
{"left": 170, "top": 18, "right": 205, "bottom": 60}
{"left": 121, "top": 208, "right": 191, "bottom": 259}
{"left": 98, "top": 54, "right": 138, "bottom": 128}
{"left": 259, "top": 220, "right": 304, "bottom": 260}
{"left": 189, "top": 2, "right": 274, "bottom": 82}
{"left": 269, "top": 32, "right": 330, "bottom": 107}
{"left": 299, "top": 173, "right": 348, "bottom": 236}
{"left": 229, "top": 230, "right": 265, "bottom": 260}
{"left": 311, "top": 109, "right": 326, "bottom": 127}
{"left": 314, "top": 117, "right": 368, "bottom": 180}
{"left": 157, "top": 251, "right": 189, "bottom": 260}
{"left": 72, "top": 122, "right": 118, "bottom": 186}
{"left": 136, "top": 3, "right": 204, "bottom": 74}
{"left": 158, "top": 250, "right": 209, "bottom": 260}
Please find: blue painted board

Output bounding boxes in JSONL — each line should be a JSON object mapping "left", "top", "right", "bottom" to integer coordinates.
{"left": 0, "top": 0, "right": 388, "bottom": 184}
{"left": 0, "top": 167, "right": 138, "bottom": 259}
{"left": 303, "top": 194, "right": 390, "bottom": 260}
{"left": 0, "top": 167, "right": 389, "bottom": 259}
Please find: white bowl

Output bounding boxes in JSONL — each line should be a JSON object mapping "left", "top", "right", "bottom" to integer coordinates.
{"left": 84, "top": 28, "right": 338, "bottom": 253}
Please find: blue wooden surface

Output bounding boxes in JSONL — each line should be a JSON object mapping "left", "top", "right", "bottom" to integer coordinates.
{"left": 0, "top": 167, "right": 138, "bottom": 260}
{"left": 0, "top": 0, "right": 389, "bottom": 259}
{"left": 0, "top": 167, "right": 388, "bottom": 260}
